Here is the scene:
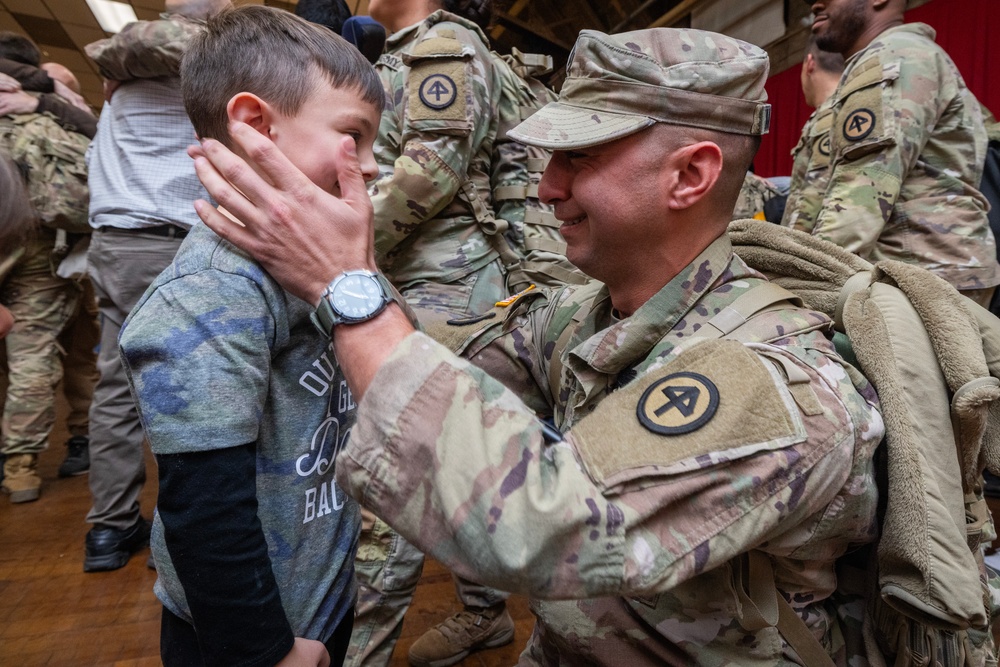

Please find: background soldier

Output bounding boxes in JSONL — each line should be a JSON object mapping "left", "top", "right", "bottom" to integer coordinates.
{"left": 781, "top": 35, "right": 844, "bottom": 233}
{"left": 350, "top": 1, "right": 514, "bottom": 664}
{"left": 0, "top": 38, "right": 91, "bottom": 503}
{"left": 784, "top": 0, "right": 1000, "bottom": 305}
{"left": 190, "top": 27, "right": 884, "bottom": 666}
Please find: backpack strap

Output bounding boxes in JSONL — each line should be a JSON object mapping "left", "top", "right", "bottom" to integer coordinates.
{"left": 736, "top": 552, "right": 837, "bottom": 667}
{"left": 700, "top": 282, "right": 803, "bottom": 339}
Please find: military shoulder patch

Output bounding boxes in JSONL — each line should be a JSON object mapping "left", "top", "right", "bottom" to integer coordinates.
{"left": 418, "top": 74, "right": 458, "bottom": 110}
{"left": 637, "top": 372, "right": 719, "bottom": 435}
{"left": 406, "top": 33, "right": 471, "bottom": 124}
{"left": 843, "top": 108, "right": 876, "bottom": 142}
{"left": 571, "top": 339, "right": 807, "bottom": 490}
{"left": 818, "top": 135, "right": 832, "bottom": 156}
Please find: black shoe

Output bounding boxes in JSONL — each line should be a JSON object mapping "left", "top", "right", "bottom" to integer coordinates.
{"left": 84, "top": 517, "right": 151, "bottom": 572}
{"left": 58, "top": 436, "right": 90, "bottom": 477}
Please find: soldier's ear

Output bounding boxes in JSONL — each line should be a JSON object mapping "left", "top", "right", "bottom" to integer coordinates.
{"left": 803, "top": 53, "right": 816, "bottom": 75}
{"left": 226, "top": 92, "right": 274, "bottom": 139}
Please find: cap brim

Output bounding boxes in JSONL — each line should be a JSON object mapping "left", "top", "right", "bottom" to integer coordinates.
{"left": 507, "top": 102, "right": 656, "bottom": 150}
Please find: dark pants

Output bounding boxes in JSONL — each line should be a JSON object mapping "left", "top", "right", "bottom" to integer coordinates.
{"left": 161, "top": 606, "right": 355, "bottom": 667}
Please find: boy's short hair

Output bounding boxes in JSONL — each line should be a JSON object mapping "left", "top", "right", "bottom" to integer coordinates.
{"left": 181, "top": 5, "right": 385, "bottom": 146}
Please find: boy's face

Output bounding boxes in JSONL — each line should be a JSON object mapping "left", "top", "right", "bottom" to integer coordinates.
{"left": 267, "top": 82, "right": 379, "bottom": 196}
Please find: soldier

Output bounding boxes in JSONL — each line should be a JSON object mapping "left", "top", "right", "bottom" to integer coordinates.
{"left": 732, "top": 171, "right": 780, "bottom": 220}
{"left": 349, "top": 0, "right": 515, "bottom": 664}
{"left": 784, "top": 0, "right": 1000, "bottom": 306}
{"left": 192, "top": 27, "right": 885, "bottom": 665}
{"left": 0, "top": 61, "right": 90, "bottom": 502}
{"left": 0, "top": 53, "right": 99, "bottom": 480}
{"left": 781, "top": 36, "right": 844, "bottom": 233}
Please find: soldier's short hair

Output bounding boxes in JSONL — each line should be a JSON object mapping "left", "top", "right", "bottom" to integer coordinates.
{"left": 805, "top": 35, "right": 845, "bottom": 75}
{"left": 0, "top": 32, "right": 40, "bottom": 67}
{"left": 181, "top": 5, "right": 384, "bottom": 147}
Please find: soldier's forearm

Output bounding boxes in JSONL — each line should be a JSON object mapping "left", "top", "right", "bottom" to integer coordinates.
{"left": 0, "top": 59, "right": 53, "bottom": 93}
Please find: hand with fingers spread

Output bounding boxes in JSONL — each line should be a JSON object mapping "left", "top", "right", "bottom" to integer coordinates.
{"left": 191, "top": 120, "right": 376, "bottom": 306}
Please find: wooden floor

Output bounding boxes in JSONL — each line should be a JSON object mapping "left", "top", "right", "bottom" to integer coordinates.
{"left": 0, "top": 396, "right": 534, "bottom": 666}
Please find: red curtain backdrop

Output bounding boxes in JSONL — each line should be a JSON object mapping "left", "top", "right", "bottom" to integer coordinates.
{"left": 755, "top": 0, "right": 1000, "bottom": 177}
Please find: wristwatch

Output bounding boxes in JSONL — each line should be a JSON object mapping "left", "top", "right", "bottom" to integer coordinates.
{"left": 310, "top": 270, "right": 396, "bottom": 336}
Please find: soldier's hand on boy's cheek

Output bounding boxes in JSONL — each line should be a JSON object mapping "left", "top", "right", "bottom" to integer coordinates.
{"left": 191, "top": 121, "right": 377, "bottom": 306}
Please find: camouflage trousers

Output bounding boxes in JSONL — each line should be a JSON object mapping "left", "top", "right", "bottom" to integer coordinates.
{"left": 0, "top": 231, "right": 83, "bottom": 455}
{"left": 345, "top": 260, "right": 510, "bottom": 667}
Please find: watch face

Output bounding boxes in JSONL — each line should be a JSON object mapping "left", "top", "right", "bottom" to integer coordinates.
{"left": 331, "top": 273, "right": 384, "bottom": 320}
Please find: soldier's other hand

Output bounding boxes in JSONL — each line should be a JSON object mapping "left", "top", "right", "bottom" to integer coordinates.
{"left": 0, "top": 73, "right": 21, "bottom": 93}
{"left": 274, "top": 638, "right": 330, "bottom": 667}
{"left": 191, "top": 120, "right": 376, "bottom": 306}
{"left": 0, "top": 90, "right": 39, "bottom": 115}
{"left": 53, "top": 80, "right": 91, "bottom": 112}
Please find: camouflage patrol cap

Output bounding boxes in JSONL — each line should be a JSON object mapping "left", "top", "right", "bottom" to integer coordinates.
{"left": 509, "top": 28, "right": 772, "bottom": 150}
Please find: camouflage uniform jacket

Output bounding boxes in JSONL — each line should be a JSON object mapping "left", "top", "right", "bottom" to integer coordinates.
{"left": 0, "top": 112, "right": 89, "bottom": 234}
{"left": 86, "top": 13, "right": 204, "bottom": 81}
{"left": 371, "top": 11, "right": 503, "bottom": 288}
{"left": 733, "top": 171, "right": 780, "bottom": 220}
{"left": 781, "top": 98, "right": 835, "bottom": 230}
{"left": 782, "top": 24, "right": 1000, "bottom": 291}
{"left": 337, "top": 235, "right": 884, "bottom": 665}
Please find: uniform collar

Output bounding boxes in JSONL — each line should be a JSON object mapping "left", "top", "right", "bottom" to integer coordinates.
{"left": 570, "top": 234, "right": 735, "bottom": 376}
{"left": 385, "top": 9, "right": 490, "bottom": 51}
{"left": 845, "top": 22, "right": 936, "bottom": 69}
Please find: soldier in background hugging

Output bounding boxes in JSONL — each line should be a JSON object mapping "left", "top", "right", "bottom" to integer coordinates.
{"left": 0, "top": 36, "right": 92, "bottom": 503}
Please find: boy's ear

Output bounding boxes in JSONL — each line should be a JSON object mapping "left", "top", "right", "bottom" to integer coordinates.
{"left": 226, "top": 92, "right": 274, "bottom": 138}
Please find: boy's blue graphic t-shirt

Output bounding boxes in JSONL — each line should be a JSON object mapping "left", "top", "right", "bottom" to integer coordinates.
{"left": 120, "top": 222, "right": 359, "bottom": 642}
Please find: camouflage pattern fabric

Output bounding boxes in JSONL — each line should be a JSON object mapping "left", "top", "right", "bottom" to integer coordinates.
{"left": 0, "top": 113, "right": 89, "bottom": 233}
{"left": 337, "top": 235, "right": 884, "bottom": 666}
{"left": 733, "top": 171, "right": 780, "bottom": 220}
{"left": 0, "top": 229, "right": 81, "bottom": 456}
{"left": 781, "top": 99, "right": 835, "bottom": 232}
{"left": 508, "top": 29, "right": 772, "bottom": 149}
{"left": 487, "top": 51, "right": 585, "bottom": 292}
{"left": 782, "top": 23, "right": 1000, "bottom": 292}
{"left": 0, "top": 110, "right": 89, "bottom": 457}
{"left": 85, "top": 14, "right": 205, "bottom": 81}
{"left": 370, "top": 10, "right": 505, "bottom": 301}
{"left": 348, "top": 12, "right": 513, "bottom": 665}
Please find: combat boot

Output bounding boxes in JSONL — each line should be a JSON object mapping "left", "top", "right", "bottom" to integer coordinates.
{"left": 1, "top": 453, "right": 41, "bottom": 503}
{"left": 408, "top": 604, "right": 515, "bottom": 667}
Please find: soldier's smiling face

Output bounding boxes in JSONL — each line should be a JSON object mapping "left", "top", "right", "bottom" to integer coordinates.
{"left": 809, "top": 0, "right": 870, "bottom": 54}
{"left": 538, "top": 128, "right": 674, "bottom": 287}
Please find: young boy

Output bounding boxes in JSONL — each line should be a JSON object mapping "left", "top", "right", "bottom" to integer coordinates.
{"left": 118, "top": 7, "right": 383, "bottom": 666}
